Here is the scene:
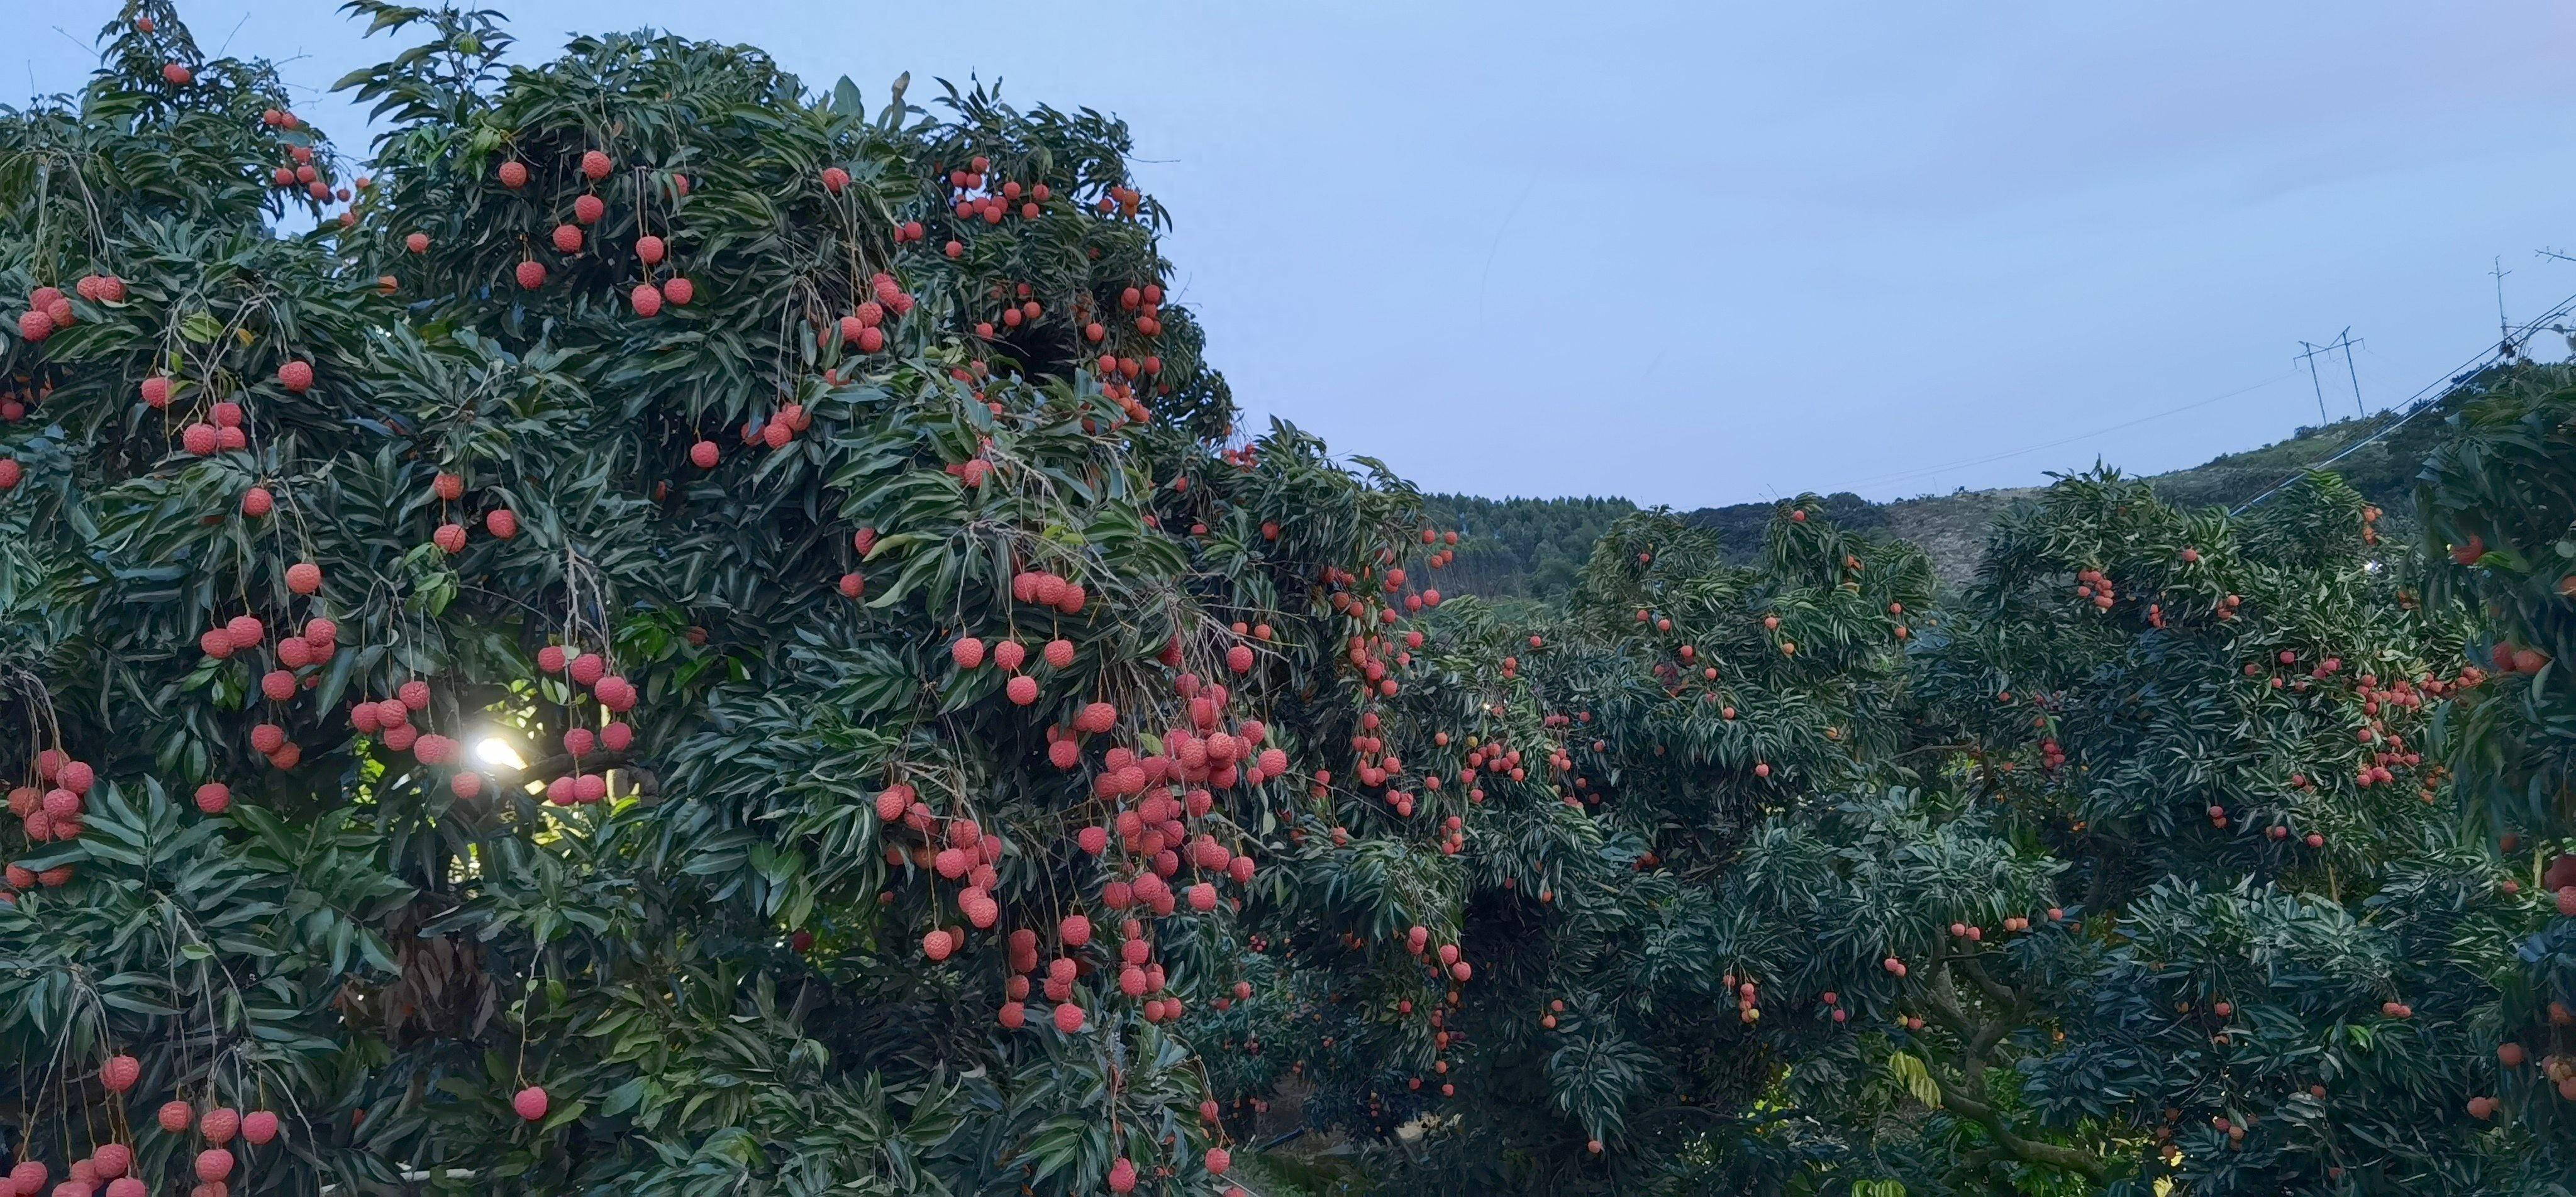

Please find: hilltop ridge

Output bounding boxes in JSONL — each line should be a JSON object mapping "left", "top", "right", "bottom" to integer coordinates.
{"left": 1426, "top": 380, "right": 2480, "bottom": 600}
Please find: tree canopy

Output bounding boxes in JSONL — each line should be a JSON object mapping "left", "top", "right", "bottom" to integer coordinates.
{"left": 2, "top": 6, "right": 2570, "bottom": 1197}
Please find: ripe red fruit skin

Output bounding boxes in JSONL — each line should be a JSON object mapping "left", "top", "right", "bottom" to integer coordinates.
{"left": 158, "top": 1100, "right": 192, "bottom": 1132}
{"left": 286, "top": 562, "right": 323, "bottom": 595}
{"left": 162, "top": 62, "right": 192, "bottom": 85}
{"left": 195, "top": 782, "right": 231, "bottom": 814}
{"left": 821, "top": 166, "right": 849, "bottom": 193}
{"left": 952, "top": 637, "right": 987, "bottom": 669}
{"left": 1052, "top": 1001, "right": 1085, "bottom": 1033}
{"left": 513, "top": 1085, "right": 548, "bottom": 1121}
{"left": 689, "top": 441, "right": 719, "bottom": 468}
{"left": 406, "top": 232, "right": 430, "bottom": 253}
{"left": 574, "top": 194, "right": 604, "bottom": 224}
{"left": 635, "top": 235, "right": 665, "bottom": 264}
{"left": 193, "top": 1149, "right": 235, "bottom": 1181}
{"left": 873, "top": 787, "right": 909, "bottom": 823}
{"left": 582, "top": 150, "right": 613, "bottom": 180}
{"left": 498, "top": 160, "right": 528, "bottom": 188}
{"left": 663, "top": 277, "right": 694, "bottom": 305}
{"left": 100, "top": 1054, "right": 140, "bottom": 1092}
{"left": 595, "top": 676, "right": 637, "bottom": 712}
{"left": 516, "top": 260, "right": 546, "bottom": 289}
{"left": 141, "top": 375, "right": 172, "bottom": 407}
{"left": 551, "top": 224, "right": 583, "bottom": 253}
{"left": 631, "top": 284, "right": 663, "bottom": 317}
{"left": 242, "top": 486, "right": 274, "bottom": 517}
{"left": 485, "top": 509, "right": 518, "bottom": 539}
{"left": 277, "top": 360, "right": 314, "bottom": 393}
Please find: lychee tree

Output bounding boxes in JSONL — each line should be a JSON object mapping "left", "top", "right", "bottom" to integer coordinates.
{"left": 2415, "top": 361, "right": 2576, "bottom": 1171}
{"left": 8, "top": 5, "right": 2573, "bottom": 1197}
{"left": 1230, "top": 500, "right": 1939, "bottom": 1194}
{"left": 1623, "top": 472, "right": 2551, "bottom": 1194}
{"left": 0, "top": 4, "right": 1526, "bottom": 1194}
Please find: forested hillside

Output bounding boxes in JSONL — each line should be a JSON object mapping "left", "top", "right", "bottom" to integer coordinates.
{"left": 1414, "top": 495, "right": 1635, "bottom": 602}
{"left": 1427, "top": 377, "right": 2485, "bottom": 599}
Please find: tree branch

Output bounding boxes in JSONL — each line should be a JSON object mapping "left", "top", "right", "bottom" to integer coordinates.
{"left": 1935, "top": 1088, "right": 2107, "bottom": 1181}
{"left": 1915, "top": 961, "right": 2105, "bottom": 1181}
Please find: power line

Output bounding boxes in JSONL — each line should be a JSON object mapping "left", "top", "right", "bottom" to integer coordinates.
{"left": 2229, "top": 285, "right": 2576, "bottom": 515}
{"left": 1840, "top": 370, "right": 2302, "bottom": 493}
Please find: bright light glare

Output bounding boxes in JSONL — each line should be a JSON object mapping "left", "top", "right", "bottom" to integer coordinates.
{"left": 475, "top": 737, "right": 527, "bottom": 770}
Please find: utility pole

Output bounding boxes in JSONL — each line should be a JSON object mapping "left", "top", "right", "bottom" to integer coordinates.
{"left": 2494, "top": 256, "right": 2517, "bottom": 358}
{"left": 2329, "top": 328, "right": 2363, "bottom": 417}
{"left": 2295, "top": 329, "right": 2365, "bottom": 421}
{"left": 2339, "top": 335, "right": 2363, "bottom": 415}
{"left": 2296, "top": 339, "right": 2333, "bottom": 424}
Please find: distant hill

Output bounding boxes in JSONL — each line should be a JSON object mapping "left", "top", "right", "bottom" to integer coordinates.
{"left": 1416, "top": 495, "right": 1637, "bottom": 600}
{"left": 1424, "top": 369, "right": 2489, "bottom": 600}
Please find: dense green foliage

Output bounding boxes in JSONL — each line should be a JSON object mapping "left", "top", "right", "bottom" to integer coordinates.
{"left": 1327, "top": 472, "right": 2560, "bottom": 1195}
{"left": 2, "top": 6, "right": 2571, "bottom": 1197}
{"left": 2416, "top": 364, "right": 2576, "bottom": 1164}
{"left": 0, "top": 5, "right": 1494, "bottom": 1193}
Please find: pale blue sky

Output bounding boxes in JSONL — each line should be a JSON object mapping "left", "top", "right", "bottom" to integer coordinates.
{"left": 18, "top": 1, "right": 2576, "bottom": 506}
